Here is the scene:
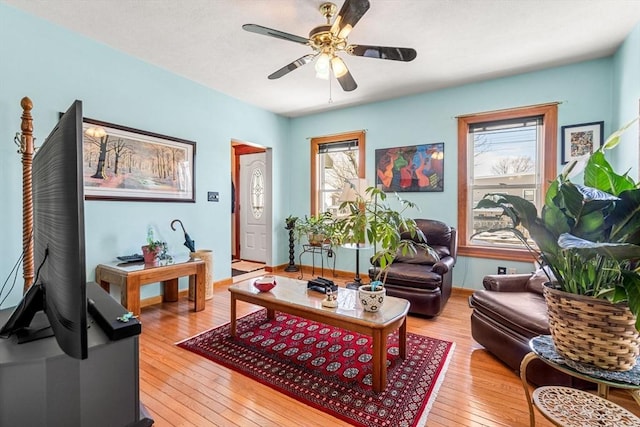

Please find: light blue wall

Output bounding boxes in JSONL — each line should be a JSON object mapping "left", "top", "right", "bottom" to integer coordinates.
{"left": 289, "top": 59, "right": 614, "bottom": 290}
{"left": 0, "top": 4, "right": 289, "bottom": 308}
{"left": 1, "top": 4, "right": 638, "bottom": 308}
{"left": 613, "top": 22, "right": 640, "bottom": 180}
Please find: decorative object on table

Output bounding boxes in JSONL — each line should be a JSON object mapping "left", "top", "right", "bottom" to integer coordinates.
{"left": 336, "top": 179, "right": 435, "bottom": 285}
{"left": 475, "top": 119, "right": 640, "bottom": 371}
{"left": 358, "top": 281, "right": 385, "bottom": 312}
{"left": 82, "top": 117, "right": 195, "bottom": 202}
{"left": 375, "top": 142, "right": 444, "bottom": 192}
{"left": 306, "top": 276, "right": 337, "bottom": 293}
{"left": 141, "top": 227, "right": 171, "bottom": 265}
{"left": 177, "top": 309, "right": 454, "bottom": 427}
{"left": 284, "top": 215, "right": 299, "bottom": 272}
{"left": 170, "top": 219, "right": 196, "bottom": 252}
{"left": 142, "top": 227, "right": 167, "bottom": 264}
{"left": 560, "top": 121, "right": 604, "bottom": 164}
{"left": 321, "top": 288, "right": 338, "bottom": 308}
{"left": 253, "top": 275, "right": 277, "bottom": 292}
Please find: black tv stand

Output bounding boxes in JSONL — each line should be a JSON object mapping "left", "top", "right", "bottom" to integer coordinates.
{"left": 0, "top": 282, "right": 150, "bottom": 427}
{"left": 16, "top": 324, "right": 53, "bottom": 344}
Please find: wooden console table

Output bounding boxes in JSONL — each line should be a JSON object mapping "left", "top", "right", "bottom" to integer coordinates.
{"left": 95, "top": 257, "right": 206, "bottom": 316}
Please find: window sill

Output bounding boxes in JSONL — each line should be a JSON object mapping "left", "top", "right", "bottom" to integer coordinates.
{"left": 458, "top": 245, "right": 536, "bottom": 263}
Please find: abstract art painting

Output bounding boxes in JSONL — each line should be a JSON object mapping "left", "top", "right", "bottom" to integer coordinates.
{"left": 375, "top": 142, "right": 444, "bottom": 192}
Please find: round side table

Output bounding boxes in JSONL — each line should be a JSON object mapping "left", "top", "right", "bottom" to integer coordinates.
{"left": 533, "top": 386, "right": 640, "bottom": 427}
{"left": 520, "top": 336, "right": 640, "bottom": 426}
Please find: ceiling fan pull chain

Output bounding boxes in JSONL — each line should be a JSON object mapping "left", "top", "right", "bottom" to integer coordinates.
{"left": 328, "top": 74, "right": 333, "bottom": 104}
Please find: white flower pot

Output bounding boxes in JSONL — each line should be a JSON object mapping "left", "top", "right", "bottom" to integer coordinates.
{"left": 358, "top": 284, "right": 385, "bottom": 312}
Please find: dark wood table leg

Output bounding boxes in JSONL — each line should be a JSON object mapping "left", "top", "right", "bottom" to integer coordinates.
{"left": 399, "top": 317, "right": 407, "bottom": 359}
{"left": 163, "top": 278, "right": 179, "bottom": 302}
{"left": 372, "top": 328, "right": 387, "bottom": 393}
{"left": 230, "top": 294, "right": 237, "bottom": 338}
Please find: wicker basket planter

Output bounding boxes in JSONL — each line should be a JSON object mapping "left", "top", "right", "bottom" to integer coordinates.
{"left": 543, "top": 284, "right": 640, "bottom": 371}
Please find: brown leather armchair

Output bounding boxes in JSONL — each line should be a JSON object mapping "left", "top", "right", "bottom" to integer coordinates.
{"left": 470, "top": 272, "right": 591, "bottom": 387}
{"left": 368, "top": 219, "right": 457, "bottom": 317}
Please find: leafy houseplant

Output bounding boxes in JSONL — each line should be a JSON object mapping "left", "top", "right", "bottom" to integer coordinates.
{"left": 475, "top": 121, "right": 640, "bottom": 329}
{"left": 285, "top": 215, "right": 298, "bottom": 230}
{"left": 294, "top": 212, "right": 337, "bottom": 246}
{"left": 336, "top": 186, "right": 437, "bottom": 284}
{"left": 142, "top": 227, "right": 170, "bottom": 264}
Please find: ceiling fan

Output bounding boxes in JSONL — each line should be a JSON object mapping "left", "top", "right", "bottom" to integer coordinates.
{"left": 242, "top": 0, "right": 417, "bottom": 92}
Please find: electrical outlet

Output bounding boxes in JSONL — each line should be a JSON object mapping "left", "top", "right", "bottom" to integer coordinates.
{"left": 497, "top": 266, "right": 507, "bottom": 275}
{"left": 508, "top": 268, "right": 517, "bottom": 274}
{"left": 207, "top": 191, "right": 219, "bottom": 202}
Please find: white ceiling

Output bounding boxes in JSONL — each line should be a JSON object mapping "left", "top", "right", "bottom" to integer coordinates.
{"left": 5, "top": 0, "right": 640, "bottom": 117}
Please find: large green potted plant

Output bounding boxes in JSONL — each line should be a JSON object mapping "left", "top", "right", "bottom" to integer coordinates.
{"left": 336, "top": 186, "right": 436, "bottom": 284}
{"left": 475, "top": 120, "right": 640, "bottom": 370}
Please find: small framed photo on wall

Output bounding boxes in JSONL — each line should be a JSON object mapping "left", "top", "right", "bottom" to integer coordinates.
{"left": 561, "top": 121, "right": 604, "bottom": 164}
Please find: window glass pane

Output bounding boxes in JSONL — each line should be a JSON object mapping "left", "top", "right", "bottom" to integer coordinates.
{"left": 319, "top": 149, "right": 359, "bottom": 215}
{"left": 470, "top": 117, "right": 541, "bottom": 248}
{"left": 250, "top": 167, "right": 264, "bottom": 219}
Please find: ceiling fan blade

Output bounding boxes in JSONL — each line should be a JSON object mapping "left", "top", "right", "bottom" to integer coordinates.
{"left": 331, "top": 0, "right": 370, "bottom": 39}
{"left": 242, "top": 24, "right": 309, "bottom": 45}
{"left": 347, "top": 45, "right": 417, "bottom": 61}
{"left": 268, "top": 54, "right": 317, "bottom": 80}
{"left": 336, "top": 68, "right": 357, "bottom": 92}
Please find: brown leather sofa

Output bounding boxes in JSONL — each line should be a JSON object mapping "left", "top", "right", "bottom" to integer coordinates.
{"left": 470, "top": 272, "right": 590, "bottom": 387}
{"left": 368, "top": 219, "right": 457, "bottom": 317}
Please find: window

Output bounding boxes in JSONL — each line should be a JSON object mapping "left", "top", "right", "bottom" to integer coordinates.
{"left": 310, "top": 131, "right": 365, "bottom": 215}
{"left": 250, "top": 167, "right": 264, "bottom": 219}
{"left": 457, "top": 104, "right": 557, "bottom": 261}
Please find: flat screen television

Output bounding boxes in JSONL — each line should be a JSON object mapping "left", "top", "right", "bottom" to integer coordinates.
{"left": 0, "top": 100, "right": 88, "bottom": 360}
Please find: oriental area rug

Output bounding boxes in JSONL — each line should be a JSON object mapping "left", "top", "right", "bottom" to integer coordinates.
{"left": 177, "top": 309, "right": 455, "bottom": 427}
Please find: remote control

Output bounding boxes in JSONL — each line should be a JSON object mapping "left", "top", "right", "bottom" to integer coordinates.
{"left": 116, "top": 254, "right": 144, "bottom": 263}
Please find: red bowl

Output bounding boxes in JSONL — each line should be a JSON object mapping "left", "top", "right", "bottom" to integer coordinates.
{"left": 253, "top": 277, "right": 277, "bottom": 292}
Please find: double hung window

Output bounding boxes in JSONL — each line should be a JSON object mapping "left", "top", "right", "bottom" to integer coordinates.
{"left": 457, "top": 104, "right": 557, "bottom": 261}
{"left": 310, "top": 131, "right": 365, "bottom": 216}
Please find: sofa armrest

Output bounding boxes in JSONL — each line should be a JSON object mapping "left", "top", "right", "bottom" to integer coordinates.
{"left": 432, "top": 256, "right": 454, "bottom": 275}
{"left": 482, "top": 274, "right": 533, "bottom": 292}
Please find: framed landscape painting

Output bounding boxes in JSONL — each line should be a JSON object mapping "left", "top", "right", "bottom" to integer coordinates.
{"left": 375, "top": 142, "right": 444, "bottom": 192}
{"left": 82, "top": 118, "right": 196, "bottom": 202}
{"left": 561, "top": 121, "right": 603, "bottom": 164}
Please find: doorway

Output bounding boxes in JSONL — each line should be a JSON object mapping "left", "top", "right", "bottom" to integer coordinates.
{"left": 231, "top": 141, "right": 271, "bottom": 280}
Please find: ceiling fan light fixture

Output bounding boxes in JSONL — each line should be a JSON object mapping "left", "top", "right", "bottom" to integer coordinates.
{"left": 315, "top": 52, "right": 331, "bottom": 75}
{"left": 330, "top": 55, "right": 348, "bottom": 78}
{"left": 316, "top": 69, "right": 330, "bottom": 80}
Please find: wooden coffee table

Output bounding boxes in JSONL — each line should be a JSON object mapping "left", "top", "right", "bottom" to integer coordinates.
{"left": 229, "top": 276, "right": 410, "bottom": 392}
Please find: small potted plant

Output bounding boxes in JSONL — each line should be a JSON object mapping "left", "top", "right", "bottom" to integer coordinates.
{"left": 294, "top": 212, "right": 336, "bottom": 246}
{"left": 475, "top": 119, "right": 640, "bottom": 370}
{"left": 141, "top": 227, "right": 170, "bottom": 265}
{"left": 358, "top": 279, "right": 386, "bottom": 312}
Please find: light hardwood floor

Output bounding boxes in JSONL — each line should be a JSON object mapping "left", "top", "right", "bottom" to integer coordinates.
{"left": 138, "top": 270, "right": 640, "bottom": 426}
